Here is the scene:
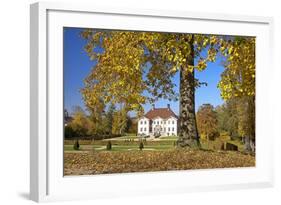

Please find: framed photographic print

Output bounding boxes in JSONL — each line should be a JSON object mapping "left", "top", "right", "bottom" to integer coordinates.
{"left": 30, "top": 2, "right": 274, "bottom": 202}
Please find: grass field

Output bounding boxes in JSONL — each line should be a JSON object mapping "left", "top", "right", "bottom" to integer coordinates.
{"left": 64, "top": 144, "right": 174, "bottom": 152}
{"left": 64, "top": 135, "right": 244, "bottom": 152}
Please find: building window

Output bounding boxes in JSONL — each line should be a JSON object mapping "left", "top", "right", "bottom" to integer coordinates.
{"left": 157, "top": 121, "right": 159, "bottom": 125}
{"left": 144, "top": 128, "right": 146, "bottom": 131}
{"left": 140, "top": 128, "right": 143, "bottom": 132}
{"left": 164, "top": 128, "right": 166, "bottom": 132}
{"left": 168, "top": 127, "right": 170, "bottom": 131}
{"left": 153, "top": 121, "right": 156, "bottom": 124}
{"left": 164, "top": 121, "right": 166, "bottom": 124}
{"left": 140, "top": 121, "right": 143, "bottom": 124}
{"left": 168, "top": 121, "right": 170, "bottom": 124}
{"left": 172, "top": 127, "right": 174, "bottom": 131}
{"left": 172, "top": 120, "right": 174, "bottom": 124}
{"left": 144, "top": 121, "right": 146, "bottom": 124}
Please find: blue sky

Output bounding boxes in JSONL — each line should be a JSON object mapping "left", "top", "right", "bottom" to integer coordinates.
{"left": 64, "top": 27, "right": 225, "bottom": 116}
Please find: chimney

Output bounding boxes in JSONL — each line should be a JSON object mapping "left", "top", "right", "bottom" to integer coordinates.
{"left": 167, "top": 104, "right": 170, "bottom": 109}
{"left": 152, "top": 104, "right": 155, "bottom": 110}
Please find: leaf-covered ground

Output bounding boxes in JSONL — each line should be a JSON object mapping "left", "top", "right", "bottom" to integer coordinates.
{"left": 64, "top": 150, "right": 255, "bottom": 176}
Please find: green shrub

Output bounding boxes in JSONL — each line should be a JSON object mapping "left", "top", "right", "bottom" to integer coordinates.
{"left": 65, "top": 125, "right": 76, "bottom": 139}
{"left": 106, "top": 141, "right": 112, "bottom": 150}
{"left": 139, "top": 141, "right": 144, "bottom": 150}
{"left": 73, "top": 140, "right": 80, "bottom": 150}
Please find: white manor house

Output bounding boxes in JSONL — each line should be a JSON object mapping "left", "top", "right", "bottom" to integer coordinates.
{"left": 137, "top": 104, "right": 178, "bottom": 137}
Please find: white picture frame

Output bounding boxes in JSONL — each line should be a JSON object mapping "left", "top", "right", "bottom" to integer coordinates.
{"left": 30, "top": 2, "right": 274, "bottom": 202}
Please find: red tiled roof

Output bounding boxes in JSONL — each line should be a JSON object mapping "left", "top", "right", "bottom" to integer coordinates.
{"left": 144, "top": 108, "right": 178, "bottom": 120}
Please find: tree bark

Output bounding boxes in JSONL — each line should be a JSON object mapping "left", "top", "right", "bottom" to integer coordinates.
{"left": 177, "top": 38, "right": 200, "bottom": 148}
{"left": 244, "top": 96, "right": 255, "bottom": 152}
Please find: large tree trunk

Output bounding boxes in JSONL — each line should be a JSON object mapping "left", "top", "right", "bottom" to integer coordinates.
{"left": 244, "top": 96, "right": 255, "bottom": 152}
{"left": 177, "top": 39, "right": 200, "bottom": 148}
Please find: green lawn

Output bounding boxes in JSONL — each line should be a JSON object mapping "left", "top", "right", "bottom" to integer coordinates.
{"left": 64, "top": 134, "right": 245, "bottom": 152}
{"left": 159, "top": 136, "right": 178, "bottom": 140}
{"left": 64, "top": 143, "right": 175, "bottom": 152}
{"left": 104, "top": 134, "right": 138, "bottom": 140}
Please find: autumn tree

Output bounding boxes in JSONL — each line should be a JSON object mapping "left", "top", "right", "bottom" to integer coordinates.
{"left": 236, "top": 96, "right": 255, "bottom": 151}
{"left": 215, "top": 104, "right": 229, "bottom": 134}
{"left": 86, "top": 98, "right": 106, "bottom": 134}
{"left": 217, "top": 37, "right": 255, "bottom": 99}
{"left": 104, "top": 103, "right": 115, "bottom": 134}
{"left": 69, "top": 106, "right": 90, "bottom": 138}
{"left": 127, "top": 116, "right": 137, "bottom": 134}
{"left": 112, "top": 105, "right": 129, "bottom": 135}
{"left": 196, "top": 35, "right": 255, "bottom": 151}
{"left": 80, "top": 30, "right": 255, "bottom": 149}
{"left": 218, "top": 37, "right": 255, "bottom": 151}
{"left": 80, "top": 30, "right": 211, "bottom": 148}
{"left": 216, "top": 100, "right": 239, "bottom": 139}
{"left": 196, "top": 104, "right": 219, "bottom": 148}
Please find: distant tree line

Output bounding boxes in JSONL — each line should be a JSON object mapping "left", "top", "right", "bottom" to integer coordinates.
{"left": 64, "top": 104, "right": 137, "bottom": 140}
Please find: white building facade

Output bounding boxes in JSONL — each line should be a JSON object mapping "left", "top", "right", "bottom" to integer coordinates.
{"left": 137, "top": 117, "right": 150, "bottom": 136}
{"left": 137, "top": 105, "right": 178, "bottom": 137}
